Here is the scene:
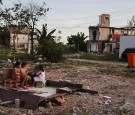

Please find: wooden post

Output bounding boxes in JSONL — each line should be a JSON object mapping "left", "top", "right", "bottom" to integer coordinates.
{"left": 15, "top": 99, "right": 20, "bottom": 108}
{"left": 13, "top": 35, "right": 16, "bottom": 62}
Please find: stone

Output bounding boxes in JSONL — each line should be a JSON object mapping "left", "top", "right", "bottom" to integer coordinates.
{"left": 15, "top": 99, "right": 20, "bottom": 108}
{"left": 76, "top": 92, "right": 82, "bottom": 95}
{"left": 54, "top": 97, "right": 66, "bottom": 106}
{"left": 45, "top": 102, "right": 52, "bottom": 108}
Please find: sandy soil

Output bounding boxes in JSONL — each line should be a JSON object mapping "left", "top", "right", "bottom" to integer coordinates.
{"left": 0, "top": 59, "right": 135, "bottom": 115}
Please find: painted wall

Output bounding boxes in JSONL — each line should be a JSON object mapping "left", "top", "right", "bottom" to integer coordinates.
{"left": 99, "top": 28, "right": 110, "bottom": 41}
{"left": 119, "top": 36, "right": 135, "bottom": 58}
{"left": 10, "top": 33, "right": 28, "bottom": 46}
{"left": 10, "top": 33, "right": 38, "bottom": 47}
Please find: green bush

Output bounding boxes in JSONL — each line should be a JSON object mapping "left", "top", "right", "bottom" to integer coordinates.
{"left": 38, "top": 40, "right": 64, "bottom": 63}
{"left": 15, "top": 53, "right": 34, "bottom": 61}
{"left": 0, "top": 54, "right": 11, "bottom": 60}
{"left": 0, "top": 53, "right": 34, "bottom": 61}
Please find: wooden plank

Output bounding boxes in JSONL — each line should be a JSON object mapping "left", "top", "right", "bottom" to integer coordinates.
{"left": 0, "top": 101, "right": 12, "bottom": 105}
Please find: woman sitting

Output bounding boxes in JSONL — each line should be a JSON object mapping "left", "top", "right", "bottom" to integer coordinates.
{"left": 20, "top": 62, "right": 31, "bottom": 87}
{"left": 12, "top": 61, "right": 21, "bottom": 88}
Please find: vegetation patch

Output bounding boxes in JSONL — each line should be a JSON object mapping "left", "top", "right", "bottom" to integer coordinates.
{"left": 76, "top": 53, "right": 119, "bottom": 62}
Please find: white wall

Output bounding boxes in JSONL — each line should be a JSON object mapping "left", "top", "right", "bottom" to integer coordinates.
{"left": 87, "top": 41, "right": 98, "bottom": 52}
{"left": 10, "top": 33, "right": 38, "bottom": 46}
{"left": 99, "top": 28, "right": 110, "bottom": 41}
{"left": 119, "top": 36, "right": 135, "bottom": 58}
{"left": 10, "top": 33, "right": 28, "bottom": 46}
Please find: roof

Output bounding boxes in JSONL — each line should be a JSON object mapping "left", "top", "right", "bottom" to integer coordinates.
{"left": 89, "top": 26, "right": 135, "bottom": 30}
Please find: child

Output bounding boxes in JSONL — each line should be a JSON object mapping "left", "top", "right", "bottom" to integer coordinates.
{"left": 33, "top": 64, "right": 46, "bottom": 86}
{"left": 12, "top": 61, "right": 21, "bottom": 88}
{"left": 21, "top": 62, "right": 31, "bottom": 87}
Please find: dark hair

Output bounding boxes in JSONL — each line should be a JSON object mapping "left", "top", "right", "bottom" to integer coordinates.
{"left": 39, "top": 64, "right": 44, "bottom": 72}
{"left": 13, "top": 61, "right": 21, "bottom": 67}
{"left": 21, "top": 62, "right": 28, "bottom": 68}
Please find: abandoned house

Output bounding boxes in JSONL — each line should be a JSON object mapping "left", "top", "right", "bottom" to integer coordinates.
{"left": 87, "top": 14, "right": 135, "bottom": 53}
{"left": 9, "top": 24, "right": 38, "bottom": 49}
{"left": 0, "top": 24, "right": 38, "bottom": 50}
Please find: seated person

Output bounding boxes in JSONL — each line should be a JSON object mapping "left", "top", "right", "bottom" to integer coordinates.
{"left": 21, "top": 62, "right": 31, "bottom": 87}
{"left": 12, "top": 61, "right": 22, "bottom": 88}
{"left": 33, "top": 64, "right": 46, "bottom": 86}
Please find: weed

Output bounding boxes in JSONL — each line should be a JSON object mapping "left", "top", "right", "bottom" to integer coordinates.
{"left": 71, "top": 53, "right": 119, "bottom": 62}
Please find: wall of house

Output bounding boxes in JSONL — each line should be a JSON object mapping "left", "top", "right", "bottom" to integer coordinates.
{"left": 87, "top": 40, "right": 98, "bottom": 52}
{"left": 99, "top": 14, "right": 110, "bottom": 27}
{"left": 10, "top": 33, "right": 28, "bottom": 46}
{"left": 33, "top": 35, "right": 38, "bottom": 45}
{"left": 89, "top": 29, "right": 100, "bottom": 41}
{"left": 10, "top": 34, "right": 38, "bottom": 47}
{"left": 119, "top": 36, "right": 135, "bottom": 58}
{"left": 10, "top": 26, "right": 29, "bottom": 34}
{"left": 99, "top": 28, "right": 110, "bottom": 41}
{"left": 113, "top": 29, "right": 121, "bottom": 34}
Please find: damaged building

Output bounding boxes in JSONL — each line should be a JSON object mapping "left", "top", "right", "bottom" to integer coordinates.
{"left": 87, "top": 14, "right": 135, "bottom": 53}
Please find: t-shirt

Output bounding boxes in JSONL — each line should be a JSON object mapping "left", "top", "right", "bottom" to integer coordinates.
{"left": 38, "top": 71, "right": 45, "bottom": 81}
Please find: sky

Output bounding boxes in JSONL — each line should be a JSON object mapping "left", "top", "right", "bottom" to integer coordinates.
{"left": 1, "top": 0, "right": 135, "bottom": 43}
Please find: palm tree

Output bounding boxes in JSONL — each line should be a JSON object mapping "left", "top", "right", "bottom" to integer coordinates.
{"left": 0, "top": 0, "right": 2, "bottom": 4}
{"left": 36, "top": 24, "right": 56, "bottom": 54}
{"left": 36, "top": 24, "right": 56, "bottom": 43}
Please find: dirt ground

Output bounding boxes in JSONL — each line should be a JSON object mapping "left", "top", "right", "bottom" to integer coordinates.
{"left": 0, "top": 59, "right": 135, "bottom": 115}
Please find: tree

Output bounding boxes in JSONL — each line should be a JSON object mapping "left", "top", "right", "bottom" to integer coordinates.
{"left": 1, "top": 3, "right": 23, "bottom": 62}
{"left": 127, "top": 15, "right": 135, "bottom": 27}
{"left": 0, "top": 0, "right": 2, "bottom": 4}
{"left": 36, "top": 24, "right": 64, "bottom": 62}
{"left": 2, "top": 1, "right": 49, "bottom": 54}
{"left": 67, "top": 32, "right": 88, "bottom": 52}
{"left": 36, "top": 24, "right": 56, "bottom": 54}
{"left": 21, "top": 2, "right": 49, "bottom": 54}
{"left": 36, "top": 24, "right": 56, "bottom": 42}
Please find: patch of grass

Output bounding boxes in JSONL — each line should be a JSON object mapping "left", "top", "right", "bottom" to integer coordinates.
{"left": 69, "top": 59, "right": 135, "bottom": 78}
{"left": 0, "top": 53, "right": 34, "bottom": 61}
{"left": 15, "top": 53, "right": 34, "bottom": 61}
{"left": 0, "top": 47, "right": 12, "bottom": 54}
{"left": 97, "top": 66, "right": 117, "bottom": 75}
{"left": 124, "top": 68, "right": 135, "bottom": 78}
{"left": 77, "top": 53, "right": 119, "bottom": 62}
{"left": 0, "top": 54, "right": 12, "bottom": 60}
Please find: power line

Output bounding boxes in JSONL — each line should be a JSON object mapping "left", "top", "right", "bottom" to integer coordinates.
{"left": 47, "top": 6, "right": 135, "bottom": 22}
{"left": 46, "top": 7, "right": 135, "bottom": 30}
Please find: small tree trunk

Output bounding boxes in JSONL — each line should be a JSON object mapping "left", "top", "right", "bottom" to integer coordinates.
{"left": 31, "top": 26, "right": 34, "bottom": 55}
{"left": 13, "top": 38, "right": 16, "bottom": 62}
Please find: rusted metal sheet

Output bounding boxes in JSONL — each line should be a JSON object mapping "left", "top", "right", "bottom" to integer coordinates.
{"left": 0, "top": 88, "right": 66, "bottom": 110}
{"left": 0, "top": 88, "right": 44, "bottom": 110}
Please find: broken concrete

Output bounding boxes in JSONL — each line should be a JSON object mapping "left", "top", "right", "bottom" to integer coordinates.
{"left": 0, "top": 80, "right": 98, "bottom": 110}
{"left": 56, "top": 87, "right": 80, "bottom": 94}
